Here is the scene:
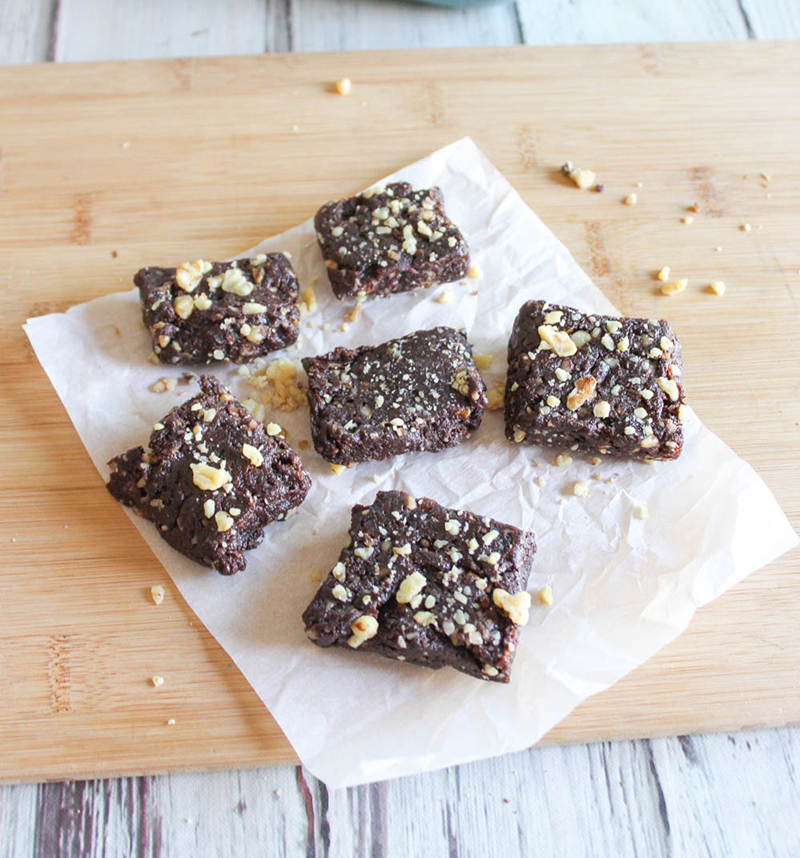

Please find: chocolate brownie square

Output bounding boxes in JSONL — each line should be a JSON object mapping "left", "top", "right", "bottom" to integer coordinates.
{"left": 314, "top": 181, "right": 470, "bottom": 300}
{"left": 504, "top": 300, "right": 687, "bottom": 461}
{"left": 136, "top": 254, "right": 300, "bottom": 365}
{"left": 302, "top": 491, "right": 537, "bottom": 682}
{"left": 107, "top": 375, "right": 311, "bottom": 575}
{"left": 302, "top": 327, "right": 487, "bottom": 465}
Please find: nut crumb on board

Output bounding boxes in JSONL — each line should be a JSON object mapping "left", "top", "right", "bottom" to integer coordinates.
{"left": 708, "top": 281, "right": 727, "bottom": 296}
{"left": 681, "top": 216, "right": 694, "bottom": 225}
{"left": 562, "top": 162, "right": 596, "bottom": 190}
{"left": 623, "top": 193, "right": 637, "bottom": 206}
{"left": 538, "top": 585, "right": 554, "bottom": 605}
{"left": 166, "top": 718, "right": 176, "bottom": 726}
{"left": 334, "top": 77, "right": 352, "bottom": 95}
{"left": 150, "top": 585, "right": 165, "bottom": 605}
{"left": 661, "top": 278, "right": 688, "bottom": 296}
{"left": 435, "top": 289, "right": 454, "bottom": 304}
{"left": 151, "top": 675, "right": 164, "bottom": 688}
{"left": 656, "top": 267, "right": 670, "bottom": 282}
{"left": 741, "top": 223, "right": 751, "bottom": 232}
{"left": 468, "top": 264, "right": 483, "bottom": 280}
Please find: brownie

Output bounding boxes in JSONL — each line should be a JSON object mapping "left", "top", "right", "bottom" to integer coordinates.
{"left": 302, "top": 327, "right": 487, "bottom": 465}
{"left": 106, "top": 375, "right": 311, "bottom": 575}
{"left": 136, "top": 254, "right": 300, "bottom": 365}
{"left": 504, "top": 300, "right": 687, "bottom": 461}
{"left": 303, "top": 491, "right": 537, "bottom": 682}
{"left": 314, "top": 181, "right": 470, "bottom": 300}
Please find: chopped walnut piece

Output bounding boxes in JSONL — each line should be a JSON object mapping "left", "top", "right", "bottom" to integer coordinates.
{"left": 245, "top": 357, "right": 306, "bottom": 412}
{"left": 174, "top": 260, "right": 211, "bottom": 293}
{"left": 334, "top": 77, "right": 352, "bottom": 95}
{"left": 190, "top": 462, "right": 232, "bottom": 491}
{"left": 396, "top": 572, "right": 427, "bottom": 604}
{"left": 344, "top": 303, "right": 362, "bottom": 323}
{"left": 538, "top": 325, "right": 577, "bottom": 357}
{"left": 242, "top": 443, "right": 265, "bottom": 467}
{"left": 150, "top": 585, "right": 165, "bottom": 605}
{"left": 573, "top": 480, "right": 590, "bottom": 497}
{"left": 657, "top": 266, "right": 671, "bottom": 282}
{"left": 299, "top": 286, "right": 318, "bottom": 317}
{"left": 566, "top": 166, "right": 596, "bottom": 190}
{"left": 492, "top": 588, "right": 531, "bottom": 626}
{"left": 348, "top": 614, "right": 378, "bottom": 648}
{"left": 566, "top": 376, "right": 597, "bottom": 411}
{"left": 214, "top": 510, "right": 234, "bottom": 532}
{"left": 593, "top": 400, "right": 611, "bottom": 418}
{"left": 150, "top": 376, "right": 178, "bottom": 394}
{"left": 486, "top": 382, "right": 504, "bottom": 411}
{"left": 661, "top": 278, "right": 688, "bottom": 296}
{"left": 657, "top": 377, "right": 680, "bottom": 402}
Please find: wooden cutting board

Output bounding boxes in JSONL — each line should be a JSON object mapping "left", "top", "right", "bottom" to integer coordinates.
{"left": 1, "top": 42, "right": 798, "bottom": 784}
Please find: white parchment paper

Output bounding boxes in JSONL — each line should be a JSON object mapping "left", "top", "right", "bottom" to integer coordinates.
{"left": 25, "top": 138, "right": 798, "bottom": 787}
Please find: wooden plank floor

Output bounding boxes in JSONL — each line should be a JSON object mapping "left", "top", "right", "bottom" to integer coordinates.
{"left": 2, "top": 2, "right": 800, "bottom": 856}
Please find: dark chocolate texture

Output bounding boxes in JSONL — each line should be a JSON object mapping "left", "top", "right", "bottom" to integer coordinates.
{"left": 106, "top": 376, "right": 311, "bottom": 575}
{"left": 136, "top": 254, "right": 300, "bottom": 365}
{"left": 504, "top": 300, "right": 687, "bottom": 461}
{"left": 302, "top": 491, "right": 537, "bottom": 682}
{"left": 302, "top": 327, "right": 487, "bottom": 465}
{"left": 314, "top": 182, "right": 470, "bottom": 300}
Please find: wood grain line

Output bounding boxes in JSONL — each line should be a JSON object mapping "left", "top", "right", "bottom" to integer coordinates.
{"left": 47, "top": 634, "right": 71, "bottom": 714}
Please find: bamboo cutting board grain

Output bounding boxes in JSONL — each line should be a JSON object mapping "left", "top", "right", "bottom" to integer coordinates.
{"left": 1, "top": 42, "right": 798, "bottom": 784}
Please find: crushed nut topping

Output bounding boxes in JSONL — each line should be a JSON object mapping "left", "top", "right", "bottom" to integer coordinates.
{"left": 242, "top": 443, "right": 264, "bottom": 467}
{"left": 657, "top": 377, "right": 680, "bottom": 402}
{"left": 555, "top": 454, "right": 572, "bottom": 468}
{"left": 538, "top": 585, "right": 553, "bottom": 605}
{"left": 150, "top": 585, "right": 165, "bottom": 605}
{"left": 657, "top": 266, "right": 671, "bottom": 282}
{"left": 492, "top": 589, "right": 531, "bottom": 626}
{"left": 214, "top": 510, "right": 234, "bottom": 532}
{"left": 348, "top": 614, "right": 378, "bottom": 648}
{"left": 566, "top": 376, "right": 597, "bottom": 411}
{"left": 175, "top": 260, "right": 211, "bottom": 293}
{"left": 190, "top": 462, "right": 232, "bottom": 491}
{"left": 538, "top": 324, "right": 578, "bottom": 357}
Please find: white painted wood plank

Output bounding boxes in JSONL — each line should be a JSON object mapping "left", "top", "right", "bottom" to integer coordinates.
{"left": 3, "top": 727, "right": 797, "bottom": 856}
{"left": 517, "top": 0, "right": 749, "bottom": 45}
{"left": 289, "top": 0, "right": 521, "bottom": 53}
{"left": 740, "top": 0, "right": 800, "bottom": 38}
{"left": 0, "top": 0, "right": 53, "bottom": 64}
{"left": 52, "top": 0, "right": 270, "bottom": 63}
